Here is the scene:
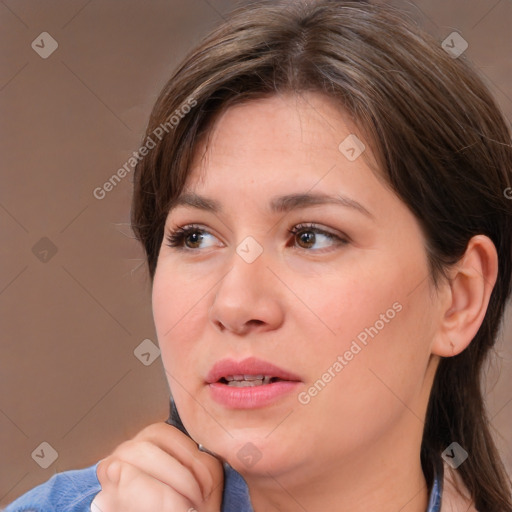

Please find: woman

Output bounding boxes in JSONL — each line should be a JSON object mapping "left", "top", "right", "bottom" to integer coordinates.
{"left": 5, "top": 1, "right": 512, "bottom": 511}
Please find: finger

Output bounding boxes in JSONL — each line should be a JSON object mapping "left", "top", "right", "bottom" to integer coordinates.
{"left": 97, "top": 459, "right": 195, "bottom": 512}
{"left": 136, "top": 423, "right": 223, "bottom": 500}
{"left": 112, "top": 440, "right": 204, "bottom": 505}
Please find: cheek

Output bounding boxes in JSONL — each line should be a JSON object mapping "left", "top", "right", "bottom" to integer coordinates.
{"left": 151, "top": 264, "right": 207, "bottom": 375}
{"left": 312, "top": 281, "right": 434, "bottom": 429}
{"left": 304, "top": 265, "right": 403, "bottom": 353}
{"left": 302, "top": 256, "right": 433, "bottom": 408}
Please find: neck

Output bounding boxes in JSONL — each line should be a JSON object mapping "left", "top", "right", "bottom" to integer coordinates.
{"left": 244, "top": 417, "right": 429, "bottom": 512}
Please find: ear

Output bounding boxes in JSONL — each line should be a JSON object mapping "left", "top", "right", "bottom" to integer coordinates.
{"left": 431, "top": 235, "right": 498, "bottom": 357}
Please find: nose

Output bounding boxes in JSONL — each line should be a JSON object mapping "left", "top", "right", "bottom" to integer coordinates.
{"left": 208, "top": 248, "right": 284, "bottom": 336}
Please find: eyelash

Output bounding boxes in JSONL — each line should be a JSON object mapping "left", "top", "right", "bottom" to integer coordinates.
{"left": 164, "top": 223, "right": 349, "bottom": 252}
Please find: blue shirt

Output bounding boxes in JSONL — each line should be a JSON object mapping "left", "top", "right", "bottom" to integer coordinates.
{"left": 4, "top": 459, "right": 443, "bottom": 511}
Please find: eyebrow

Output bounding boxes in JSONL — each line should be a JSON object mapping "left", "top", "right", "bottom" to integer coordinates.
{"left": 169, "top": 191, "right": 374, "bottom": 219}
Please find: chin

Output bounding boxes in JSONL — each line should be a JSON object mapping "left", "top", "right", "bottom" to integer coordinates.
{"left": 213, "top": 430, "right": 298, "bottom": 476}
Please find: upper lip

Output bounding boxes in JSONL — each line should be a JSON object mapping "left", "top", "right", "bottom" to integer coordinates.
{"left": 206, "top": 357, "right": 302, "bottom": 384}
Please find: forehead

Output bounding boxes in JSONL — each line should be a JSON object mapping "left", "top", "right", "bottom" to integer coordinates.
{"left": 163, "top": 94, "right": 421, "bottom": 246}
{"left": 160, "top": 91, "right": 399, "bottom": 228}
{"left": 185, "top": 92, "right": 379, "bottom": 188}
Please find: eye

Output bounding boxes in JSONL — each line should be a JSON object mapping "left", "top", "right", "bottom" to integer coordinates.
{"left": 287, "top": 223, "right": 348, "bottom": 252}
{"left": 165, "top": 223, "right": 349, "bottom": 252}
{"left": 165, "top": 224, "right": 218, "bottom": 250}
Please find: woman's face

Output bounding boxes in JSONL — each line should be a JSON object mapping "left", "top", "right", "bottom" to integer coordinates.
{"left": 152, "top": 92, "right": 442, "bottom": 479}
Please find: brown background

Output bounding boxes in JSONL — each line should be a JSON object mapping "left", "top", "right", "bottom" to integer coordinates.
{"left": 1, "top": 0, "right": 511, "bottom": 506}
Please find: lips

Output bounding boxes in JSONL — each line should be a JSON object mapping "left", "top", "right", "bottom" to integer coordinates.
{"left": 206, "top": 357, "right": 302, "bottom": 385}
{"left": 206, "top": 357, "right": 302, "bottom": 409}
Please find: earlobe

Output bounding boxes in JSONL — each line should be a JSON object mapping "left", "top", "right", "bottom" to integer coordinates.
{"left": 431, "top": 235, "right": 498, "bottom": 358}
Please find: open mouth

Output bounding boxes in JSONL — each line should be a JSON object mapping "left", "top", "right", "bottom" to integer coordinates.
{"left": 206, "top": 357, "right": 301, "bottom": 408}
{"left": 206, "top": 356, "right": 302, "bottom": 385}
{"left": 219, "top": 375, "right": 285, "bottom": 387}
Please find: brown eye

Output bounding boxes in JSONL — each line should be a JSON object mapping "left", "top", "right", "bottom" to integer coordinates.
{"left": 288, "top": 223, "right": 348, "bottom": 251}
{"left": 165, "top": 225, "right": 213, "bottom": 250}
{"left": 295, "top": 229, "right": 316, "bottom": 249}
{"left": 183, "top": 231, "right": 204, "bottom": 249}
{"left": 165, "top": 223, "right": 348, "bottom": 253}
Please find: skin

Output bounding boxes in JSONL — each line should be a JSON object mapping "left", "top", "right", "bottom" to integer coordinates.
{"left": 93, "top": 423, "right": 224, "bottom": 511}
{"left": 95, "top": 92, "right": 497, "bottom": 512}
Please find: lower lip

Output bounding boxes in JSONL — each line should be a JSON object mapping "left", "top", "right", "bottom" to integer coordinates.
{"left": 208, "top": 381, "right": 300, "bottom": 409}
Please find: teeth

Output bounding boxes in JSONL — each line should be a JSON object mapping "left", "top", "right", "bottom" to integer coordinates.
{"left": 224, "top": 375, "right": 275, "bottom": 386}
{"left": 224, "top": 374, "right": 265, "bottom": 382}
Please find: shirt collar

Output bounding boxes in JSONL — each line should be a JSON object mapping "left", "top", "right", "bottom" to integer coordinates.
{"left": 428, "top": 458, "right": 444, "bottom": 512}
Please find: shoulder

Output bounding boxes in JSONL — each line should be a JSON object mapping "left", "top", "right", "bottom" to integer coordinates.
{"left": 441, "top": 461, "right": 478, "bottom": 512}
{"left": 4, "top": 463, "right": 101, "bottom": 512}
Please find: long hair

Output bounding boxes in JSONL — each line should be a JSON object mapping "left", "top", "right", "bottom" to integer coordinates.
{"left": 131, "top": 1, "right": 512, "bottom": 509}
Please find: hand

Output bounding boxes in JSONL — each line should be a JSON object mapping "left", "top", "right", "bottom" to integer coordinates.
{"left": 91, "top": 422, "right": 224, "bottom": 512}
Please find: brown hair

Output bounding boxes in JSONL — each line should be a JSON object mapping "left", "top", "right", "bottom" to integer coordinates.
{"left": 131, "top": 1, "right": 512, "bottom": 509}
